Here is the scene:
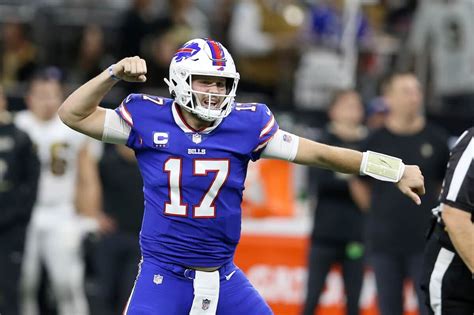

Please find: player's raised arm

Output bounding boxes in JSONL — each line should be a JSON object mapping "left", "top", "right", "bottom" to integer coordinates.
{"left": 293, "top": 137, "right": 425, "bottom": 205}
{"left": 58, "top": 56, "right": 147, "bottom": 141}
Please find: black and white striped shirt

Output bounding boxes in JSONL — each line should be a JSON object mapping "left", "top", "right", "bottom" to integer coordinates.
{"left": 434, "top": 127, "right": 474, "bottom": 221}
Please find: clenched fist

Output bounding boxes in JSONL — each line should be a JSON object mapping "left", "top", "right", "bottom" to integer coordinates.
{"left": 111, "top": 56, "right": 147, "bottom": 83}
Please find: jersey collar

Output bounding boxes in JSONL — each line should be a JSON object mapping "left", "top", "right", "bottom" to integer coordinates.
{"left": 171, "top": 102, "right": 223, "bottom": 134}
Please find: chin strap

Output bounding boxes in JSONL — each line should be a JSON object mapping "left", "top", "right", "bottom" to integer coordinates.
{"left": 360, "top": 151, "right": 405, "bottom": 182}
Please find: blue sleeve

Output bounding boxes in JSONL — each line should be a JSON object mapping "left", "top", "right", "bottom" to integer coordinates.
{"left": 250, "top": 104, "right": 279, "bottom": 161}
{"left": 114, "top": 93, "right": 144, "bottom": 150}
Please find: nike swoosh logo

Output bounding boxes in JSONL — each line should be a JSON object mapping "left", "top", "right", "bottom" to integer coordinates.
{"left": 225, "top": 270, "right": 237, "bottom": 280}
{"left": 379, "top": 158, "right": 391, "bottom": 168}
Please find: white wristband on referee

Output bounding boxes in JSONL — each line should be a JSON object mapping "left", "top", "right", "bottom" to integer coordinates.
{"left": 360, "top": 151, "right": 405, "bottom": 182}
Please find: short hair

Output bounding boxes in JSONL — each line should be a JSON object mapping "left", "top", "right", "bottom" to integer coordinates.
{"left": 328, "top": 89, "right": 358, "bottom": 109}
{"left": 31, "top": 66, "right": 62, "bottom": 80}
{"left": 27, "top": 66, "right": 64, "bottom": 91}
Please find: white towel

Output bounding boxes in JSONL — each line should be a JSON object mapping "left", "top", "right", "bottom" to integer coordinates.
{"left": 189, "top": 270, "right": 220, "bottom": 315}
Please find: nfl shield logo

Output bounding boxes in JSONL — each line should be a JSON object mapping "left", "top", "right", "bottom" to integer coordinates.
{"left": 153, "top": 274, "right": 163, "bottom": 285}
{"left": 202, "top": 299, "right": 211, "bottom": 310}
{"left": 192, "top": 133, "right": 202, "bottom": 144}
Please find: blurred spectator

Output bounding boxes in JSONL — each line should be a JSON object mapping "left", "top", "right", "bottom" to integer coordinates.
{"left": 201, "top": 0, "right": 235, "bottom": 46}
{"left": 69, "top": 24, "right": 114, "bottom": 84}
{"left": 302, "top": 90, "right": 368, "bottom": 315}
{"left": 0, "top": 21, "right": 38, "bottom": 89}
{"left": 383, "top": 0, "right": 419, "bottom": 37}
{"left": 366, "top": 96, "right": 389, "bottom": 129}
{"left": 117, "top": 0, "right": 160, "bottom": 58}
{"left": 229, "top": 0, "right": 303, "bottom": 107}
{"left": 15, "top": 71, "right": 105, "bottom": 315}
{"left": 91, "top": 144, "right": 143, "bottom": 315}
{"left": 165, "top": 0, "right": 210, "bottom": 39}
{"left": 144, "top": 0, "right": 210, "bottom": 90}
{"left": 409, "top": 0, "right": 474, "bottom": 116}
{"left": 144, "top": 29, "right": 180, "bottom": 90}
{"left": 294, "top": 0, "right": 372, "bottom": 110}
{"left": 132, "top": 0, "right": 210, "bottom": 91}
{"left": 0, "top": 84, "right": 40, "bottom": 315}
{"left": 305, "top": 0, "right": 371, "bottom": 49}
{"left": 357, "top": 73, "right": 449, "bottom": 315}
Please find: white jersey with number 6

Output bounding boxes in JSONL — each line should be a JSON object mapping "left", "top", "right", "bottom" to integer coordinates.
{"left": 14, "top": 111, "right": 87, "bottom": 219}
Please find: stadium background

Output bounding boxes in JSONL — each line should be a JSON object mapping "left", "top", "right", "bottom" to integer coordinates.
{"left": 1, "top": 0, "right": 472, "bottom": 314}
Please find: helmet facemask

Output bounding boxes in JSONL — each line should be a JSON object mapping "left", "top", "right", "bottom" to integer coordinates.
{"left": 190, "top": 74, "right": 238, "bottom": 122}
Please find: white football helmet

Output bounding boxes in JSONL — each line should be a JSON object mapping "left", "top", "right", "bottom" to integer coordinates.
{"left": 164, "top": 38, "right": 240, "bottom": 121}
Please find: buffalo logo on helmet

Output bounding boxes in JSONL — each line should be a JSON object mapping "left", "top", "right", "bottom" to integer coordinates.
{"left": 174, "top": 42, "right": 201, "bottom": 62}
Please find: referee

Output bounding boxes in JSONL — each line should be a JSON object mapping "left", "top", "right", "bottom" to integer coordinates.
{"left": 421, "top": 127, "right": 474, "bottom": 315}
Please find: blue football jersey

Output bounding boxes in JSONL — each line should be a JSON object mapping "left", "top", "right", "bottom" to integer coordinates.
{"left": 115, "top": 95, "right": 278, "bottom": 267}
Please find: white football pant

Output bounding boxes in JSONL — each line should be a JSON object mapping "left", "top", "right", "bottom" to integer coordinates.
{"left": 20, "top": 211, "right": 95, "bottom": 315}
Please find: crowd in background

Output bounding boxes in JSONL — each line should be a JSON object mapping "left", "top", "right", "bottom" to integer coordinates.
{"left": 0, "top": 0, "right": 473, "bottom": 315}
{"left": 1, "top": 0, "right": 473, "bottom": 132}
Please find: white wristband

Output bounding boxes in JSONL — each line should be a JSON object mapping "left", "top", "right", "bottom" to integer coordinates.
{"left": 360, "top": 151, "right": 405, "bottom": 182}
{"left": 108, "top": 64, "right": 121, "bottom": 81}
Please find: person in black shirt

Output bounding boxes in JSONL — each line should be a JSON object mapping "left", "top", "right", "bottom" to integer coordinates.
{"left": 421, "top": 127, "right": 473, "bottom": 315}
{"left": 302, "top": 90, "right": 368, "bottom": 315}
{"left": 92, "top": 143, "right": 144, "bottom": 315}
{"left": 0, "top": 85, "right": 40, "bottom": 314}
{"left": 118, "top": 0, "right": 158, "bottom": 58}
{"left": 358, "top": 73, "right": 450, "bottom": 315}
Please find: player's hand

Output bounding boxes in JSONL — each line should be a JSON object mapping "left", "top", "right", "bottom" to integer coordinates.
{"left": 112, "top": 56, "right": 147, "bottom": 83}
{"left": 396, "top": 165, "right": 425, "bottom": 205}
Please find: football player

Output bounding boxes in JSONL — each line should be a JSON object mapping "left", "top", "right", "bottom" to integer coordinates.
{"left": 16, "top": 72, "right": 106, "bottom": 315}
{"left": 58, "top": 38, "right": 425, "bottom": 315}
